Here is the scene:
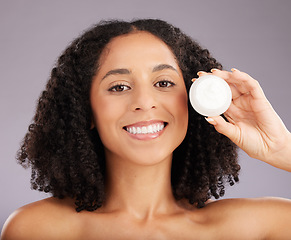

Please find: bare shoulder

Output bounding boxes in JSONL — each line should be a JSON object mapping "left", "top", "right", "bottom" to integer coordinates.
{"left": 1, "top": 197, "right": 81, "bottom": 240}
{"left": 205, "top": 196, "right": 291, "bottom": 209}
{"left": 205, "top": 196, "right": 291, "bottom": 215}
{"left": 201, "top": 197, "right": 291, "bottom": 239}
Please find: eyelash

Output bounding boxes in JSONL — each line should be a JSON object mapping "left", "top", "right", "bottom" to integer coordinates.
{"left": 154, "top": 80, "right": 176, "bottom": 88}
{"left": 108, "top": 80, "right": 175, "bottom": 92}
{"left": 108, "top": 83, "right": 131, "bottom": 92}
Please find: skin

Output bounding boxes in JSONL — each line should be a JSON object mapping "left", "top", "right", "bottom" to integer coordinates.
{"left": 202, "top": 69, "right": 291, "bottom": 172}
{"left": 2, "top": 32, "right": 291, "bottom": 240}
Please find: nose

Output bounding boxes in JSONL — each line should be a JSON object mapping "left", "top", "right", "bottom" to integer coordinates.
{"left": 130, "top": 86, "right": 157, "bottom": 111}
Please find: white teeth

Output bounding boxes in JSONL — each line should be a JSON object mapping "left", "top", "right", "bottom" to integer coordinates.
{"left": 141, "top": 126, "right": 147, "bottom": 134}
{"left": 126, "top": 123, "right": 165, "bottom": 135}
{"left": 148, "top": 125, "right": 153, "bottom": 133}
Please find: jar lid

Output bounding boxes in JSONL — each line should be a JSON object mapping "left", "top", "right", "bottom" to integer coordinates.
{"left": 189, "top": 75, "right": 232, "bottom": 116}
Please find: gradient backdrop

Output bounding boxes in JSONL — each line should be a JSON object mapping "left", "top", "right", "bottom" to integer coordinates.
{"left": 1, "top": 0, "right": 291, "bottom": 231}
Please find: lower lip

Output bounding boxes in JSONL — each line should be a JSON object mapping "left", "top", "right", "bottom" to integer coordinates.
{"left": 124, "top": 127, "right": 165, "bottom": 140}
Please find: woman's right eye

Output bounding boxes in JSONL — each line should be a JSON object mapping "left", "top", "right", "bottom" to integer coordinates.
{"left": 108, "top": 84, "right": 131, "bottom": 92}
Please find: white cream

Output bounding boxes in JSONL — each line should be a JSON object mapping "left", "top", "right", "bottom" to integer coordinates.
{"left": 189, "top": 75, "right": 232, "bottom": 116}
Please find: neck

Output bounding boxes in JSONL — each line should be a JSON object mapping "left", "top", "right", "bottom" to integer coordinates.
{"left": 102, "top": 153, "right": 179, "bottom": 220}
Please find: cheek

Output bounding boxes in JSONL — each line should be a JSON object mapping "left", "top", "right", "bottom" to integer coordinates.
{"left": 163, "top": 89, "right": 188, "bottom": 138}
{"left": 176, "top": 92, "right": 189, "bottom": 145}
{"left": 173, "top": 90, "right": 189, "bottom": 124}
{"left": 91, "top": 95, "right": 123, "bottom": 132}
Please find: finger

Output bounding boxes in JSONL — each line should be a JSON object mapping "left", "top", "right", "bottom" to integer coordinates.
{"left": 211, "top": 68, "right": 266, "bottom": 100}
{"left": 229, "top": 84, "right": 242, "bottom": 100}
{"left": 208, "top": 70, "right": 247, "bottom": 100}
{"left": 224, "top": 103, "right": 241, "bottom": 120}
{"left": 197, "top": 71, "right": 212, "bottom": 77}
{"left": 205, "top": 116, "right": 239, "bottom": 144}
{"left": 209, "top": 69, "right": 251, "bottom": 98}
{"left": 223, "top": 111, "right": 236, "bottom": 125}
{"left": 230, "top": 69, "right": 266, "bottom": 99}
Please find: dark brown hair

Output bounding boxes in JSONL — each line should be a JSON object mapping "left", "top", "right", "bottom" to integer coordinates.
{"left": 17, "top": 19, "right": 239, "bottom": 212}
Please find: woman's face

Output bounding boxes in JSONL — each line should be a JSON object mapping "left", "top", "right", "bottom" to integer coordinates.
{"left": 90, "top": 31, "right": 188, "bottom": 166}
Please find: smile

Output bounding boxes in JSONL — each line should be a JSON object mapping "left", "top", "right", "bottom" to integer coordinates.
{"left": 126, "top": 123, "right": 165, "bottom": 135}
{"left": 123, "top": 121, "right": 167, "bottom": 136}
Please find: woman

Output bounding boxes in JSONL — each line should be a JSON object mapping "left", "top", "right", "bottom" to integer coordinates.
{"left": 2, "top": 19, "right": 291, "bottom": 239}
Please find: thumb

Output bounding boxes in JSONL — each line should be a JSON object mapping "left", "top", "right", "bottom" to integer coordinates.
{"left": 205, "top": 116, "right": 239, "bottom": 144}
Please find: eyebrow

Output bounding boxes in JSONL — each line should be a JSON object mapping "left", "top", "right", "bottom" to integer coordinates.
{"left": 152, "top": 64, "right": 179, "bottom": 73}
{"left": 101, "top": 64, "right": 179, "bottom": 81}
{"left": 102, "top": 68, "right": 131, "bottom": 80}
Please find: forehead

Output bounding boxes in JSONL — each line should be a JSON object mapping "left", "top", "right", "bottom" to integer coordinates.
{"left": 98, "top": 31, "right": 179, "bottom": 69}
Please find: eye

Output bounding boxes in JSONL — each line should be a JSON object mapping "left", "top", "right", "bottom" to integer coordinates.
{"left": 108, "top": 84, "right": 131, "bottom": 92}
{"left": 154, "top": 80, "right": 175, "bottom": 88}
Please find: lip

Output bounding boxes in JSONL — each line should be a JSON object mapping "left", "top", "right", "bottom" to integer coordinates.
{"left": 123, "top": 120, "right": 168, "bottom": 140}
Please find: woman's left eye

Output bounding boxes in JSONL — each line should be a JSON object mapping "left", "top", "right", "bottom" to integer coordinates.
{"left": 108, "top": 84, "right": 131, "bottom": 92}
{"left": 154, "top": 80, "right": 175, "bottom": 88}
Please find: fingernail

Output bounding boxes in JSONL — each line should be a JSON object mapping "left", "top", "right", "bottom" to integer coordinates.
{"left": 191, "top": 78, "right": 197, "bottom": 82}
{"left": 210, "top": 68, "right": 219, "bottom": 73}
{"left": 231, "top": 68, "right": 240, "bottom": 72}
{"left": 197, "top": 71, "right": 206, "bottom": 76}
{"left": 205, "top": 117, "right": 217, "bottom": 125}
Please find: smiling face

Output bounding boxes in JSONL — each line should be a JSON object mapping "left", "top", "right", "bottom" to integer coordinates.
{"left": 90, "top": 31, "right": 188, "bottom": 166}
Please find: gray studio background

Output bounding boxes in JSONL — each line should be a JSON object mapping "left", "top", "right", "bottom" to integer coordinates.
{"left": 1, "top": 0, "right": 291, "bottom": 231}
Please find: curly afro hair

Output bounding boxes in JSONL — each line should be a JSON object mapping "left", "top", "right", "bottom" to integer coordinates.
{"left": 17, "top": 19, "right": 240, "bottom": 212}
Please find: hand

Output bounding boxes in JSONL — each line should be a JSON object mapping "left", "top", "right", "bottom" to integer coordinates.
{"left": 198, "top": 68, "right": 291, "bottom": 171}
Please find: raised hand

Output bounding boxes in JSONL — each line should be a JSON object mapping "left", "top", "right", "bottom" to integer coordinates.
{"left": 198, "top": 68, "right": 291, "bottom": 171}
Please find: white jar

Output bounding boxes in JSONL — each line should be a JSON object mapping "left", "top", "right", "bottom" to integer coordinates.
{"left": 189, "top": 75, "right": 232, "bottom": 117}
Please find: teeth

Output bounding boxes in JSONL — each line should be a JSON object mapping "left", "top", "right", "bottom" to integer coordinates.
{"left": 141, "top": 126, "right": 147, "bottom": 134}
{"left": 126, "top": 123, "right": 165, "bottom": 135}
